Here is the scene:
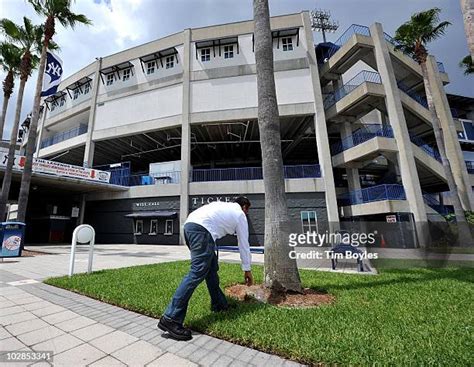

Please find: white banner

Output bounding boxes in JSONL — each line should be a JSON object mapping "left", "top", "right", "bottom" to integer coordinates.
{"left": 0, "top": 154, "right": 111, "bottom": 183}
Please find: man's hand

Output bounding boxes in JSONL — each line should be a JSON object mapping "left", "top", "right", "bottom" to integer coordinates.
{"left": 244, "top": 271, "right": 253, "bottom": 286}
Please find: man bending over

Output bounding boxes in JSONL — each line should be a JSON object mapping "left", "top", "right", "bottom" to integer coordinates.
{"left": 158, "top": 196, "right": 253, "bottom": 341}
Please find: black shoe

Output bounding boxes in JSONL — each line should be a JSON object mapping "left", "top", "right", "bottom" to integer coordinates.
{"left": 157, "top": 317, "right": 192, "bottom": 341}
{"left": 211, "top": 303, "right": 236, "bottom": 312}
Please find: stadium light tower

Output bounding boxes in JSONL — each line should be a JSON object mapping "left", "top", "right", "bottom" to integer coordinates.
{"left": 310, "top": 9, "right": 339, "bottom": 43}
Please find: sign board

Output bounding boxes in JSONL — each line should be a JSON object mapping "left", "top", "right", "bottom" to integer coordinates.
{"left": 0, "top": 154, "right": 111, "bottom": 183}
{"left": 71, "top": 207, "right": 80, "bottom": 218}
{"left": 0, "top": 222, "right": 25, "bottom": 258}
{"left": 386, "top": 215, "right": 397, "bottom": 223}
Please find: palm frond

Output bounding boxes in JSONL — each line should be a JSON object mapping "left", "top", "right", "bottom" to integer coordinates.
{"left": 459, "top": 55, "right": 474, "bottom": 75}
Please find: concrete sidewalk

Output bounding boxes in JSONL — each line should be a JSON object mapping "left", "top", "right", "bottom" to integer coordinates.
{"left": 0, "top": 246, "right": 303, "bottom": 367}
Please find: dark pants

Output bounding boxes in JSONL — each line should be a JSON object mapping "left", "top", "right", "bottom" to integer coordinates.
{"left": 163, "top": 222, "right": 228, "bottom": 324}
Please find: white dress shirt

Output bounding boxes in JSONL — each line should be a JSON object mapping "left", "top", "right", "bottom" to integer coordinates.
{"left": 185, "top": 202, "right": 252, "bottom": 271}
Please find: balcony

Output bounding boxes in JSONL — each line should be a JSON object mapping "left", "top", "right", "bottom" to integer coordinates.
{"left": 40, "top": 124, "right": 88, "bottom": 149}
{"left": 191, "top": 164, "right": 321, "bottom": 182}
{"left": 324, "top": 70, "right": 382, "bottom": 109}
{"left": 338, "top": 184, "right": 406, "bottom": 206}
{"left": 331, "top": 124, "right": 394, "bottom": 155}
{"left": 324, "top": 24, "right": 371, "bottom": 61}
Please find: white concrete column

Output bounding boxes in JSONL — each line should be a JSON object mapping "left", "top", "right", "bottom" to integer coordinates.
{"left": 83, "top": 58, "right": 102, "bottom": 168}
{"left": 341, "top": 122, "right": 361, "bottom": 192}
{"left": 302, "top": 12, "right": 340, "bottom": 228}
{"left": 179, "top": 29, "right": 192, "bottom": 244}
{"left": 426, "top": 55, "right": 474, "bottom": 210}
{"left": 35, "top": 105, "right": 48, "bottom": 157}
{"left": 371, "top": 22, "right": 428, "bottom": 247}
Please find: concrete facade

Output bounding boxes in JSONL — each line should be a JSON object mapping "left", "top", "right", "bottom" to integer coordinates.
{"left": 21, "top": 12, "right": 473, "bottom": 247}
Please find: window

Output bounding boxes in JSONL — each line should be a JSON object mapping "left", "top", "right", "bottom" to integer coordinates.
{"left": 149, "top": 219, "right": 158, "bottom": 235}
{"left": 146, "top": 61, "right": 156, "bottom": 75}
{"left": 164, "top": 219, "right": 173, "bottom": 235}
{"left": 301, "top": 211, "right": 318, "bottom": 234}
{"left": 282, "top": 37, "right": 293, "bottom": 51}
{"left": 84, "top": 83, "right": 90, "bottom": 94}
{"left": 200, "top": 48, "right": 211, "bottom": 62}
{"left": 224, "top": 45, "right": 234, "bottom": 59}
{"left": 73, "top": 88, "right": 81, "bottom": 100}
{"left": 50, "top": 102, "right": 56, "bottom": 111}
{"left": 106, "top": 73, "right": 114, "bottom": 86}
{"left": 166, "top": 56, "right": 174, "bottom": 69}
{"left": 134, "top": 220, "right": 143, "bottom": 235}
{"left": 58, "top": 97, "right": 65, "bottom": 107}
{"left": 122, "top": 68, "right": 131, "bottom": 81}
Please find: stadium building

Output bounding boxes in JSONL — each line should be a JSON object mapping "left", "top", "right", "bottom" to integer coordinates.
{"left": 6, "top": 11, "right": 474, "bottom": 247}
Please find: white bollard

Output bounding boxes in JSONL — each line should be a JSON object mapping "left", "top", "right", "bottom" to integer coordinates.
{"left": 69, "top": 225, "right": 95, "bottom": 277}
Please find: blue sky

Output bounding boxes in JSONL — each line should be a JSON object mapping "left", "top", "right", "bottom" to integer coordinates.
{"left": 1, "top": 0, "right": 472, "bottom": 139}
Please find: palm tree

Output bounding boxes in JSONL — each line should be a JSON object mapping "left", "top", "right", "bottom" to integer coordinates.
{"left": 253, "top": 0, "right": 302, "bottom": 292}
{"left": 459, "top": 55, "right": 474, "bottom": 75}
{"left": 0, "top": 17, "right": 57, "bottom": 221}
{"left": 395, "top": 8, "right": 473, "bottom": 246}
{"left": 16, "top": 0, "right": 91, "bottom": 223}
{"left": 0, "top": 43, "right": 22, "bottom": 140}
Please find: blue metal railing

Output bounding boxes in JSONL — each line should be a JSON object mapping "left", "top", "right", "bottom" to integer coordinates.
{"left": 466, "top": 161, "right": 474, "bottom": 174}
{"left": 331, "top": 124, "right": 394, "bottom": 155}
{"left": 324, "top": 70, "right": 382, "bottom": 109}
{"left": 191, "top": 164, "right": 321, "bottom": 182}
{"left": 338, "top": 184, "right": 406, "bottom": 206}
{"left": 397, "top": 81, "right": 429, "bottom": 109}
{"left": 384, "top": 32, "right": 446, "bottom": 73}
{"left": 409, "top": 135, "right": 441, "bottom": 162}
{"left": 436, "top": 62, "right": 446, "bottom": 74}
{"left": 423, "top": 191, "right": 453, "bottom": 216}
{"left": 127, "top": 171, "right": 181, "bottom": 186}
{"left": 325, "top": 24, "right": 371, "bottom": 60}
{"left": 40, "top": 124, "right": 88, "bottom": 148}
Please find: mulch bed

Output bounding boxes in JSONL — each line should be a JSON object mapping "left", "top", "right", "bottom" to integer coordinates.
{"left": 225, "top": 284, "right": 335, "bottom": 308}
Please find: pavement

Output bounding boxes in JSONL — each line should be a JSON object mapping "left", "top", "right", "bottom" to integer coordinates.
{"left": 0, "top": 245, "right": 305, "bottom": 367}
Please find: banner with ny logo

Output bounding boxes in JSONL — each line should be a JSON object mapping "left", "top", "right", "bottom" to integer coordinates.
{"left": 41, "top": 50, "right": 63, "bottom": 97}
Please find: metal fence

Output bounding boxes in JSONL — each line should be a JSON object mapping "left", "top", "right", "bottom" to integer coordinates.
{"left": 331, "top": 124, "right": 394, "bottom": 155}
{"left": 409, "top": 135, "right": 441, "bottom": 162}
{"left": 466, "top": 161, "right": 474, "bottom": 174}
{"left": 324, "top": 70, "right": 382, "bottom": 109}
{"left": 191, "top": 164, "right": 321, "bottom": 182}
{"left": 325, "top": 24, "right": 371, "bottom": 60}
{"left": 422, "top": 191, "right": 453, "bottom": 216}
{"left": 40, "top": 124, "right": 88, "bottom": 149}
{"left": 338, "top": 184, "right": 406, "bottom": 205}
{"left": 397, "top": 81, "right": 429, "bottom": 109}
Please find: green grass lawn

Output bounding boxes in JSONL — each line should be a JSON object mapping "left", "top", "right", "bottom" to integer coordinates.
{"left": 45, "top": 262, "right": 473, "bottom": 366}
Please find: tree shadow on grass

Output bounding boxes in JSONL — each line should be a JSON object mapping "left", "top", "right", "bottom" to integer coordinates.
{"left": 311, "top": 267, "right": 474, "bottom": 292}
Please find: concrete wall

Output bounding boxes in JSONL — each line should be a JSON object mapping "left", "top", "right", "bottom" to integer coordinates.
{"left": 84, "top": 192, "right": 327, "bottom": 246}
{"left": 94, "top": 84, "right": 183, "bottom": 131}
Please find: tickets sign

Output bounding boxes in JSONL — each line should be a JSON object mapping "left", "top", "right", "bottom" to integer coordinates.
{"left": 0, "top": 153, "right": 111, "bottom": 183}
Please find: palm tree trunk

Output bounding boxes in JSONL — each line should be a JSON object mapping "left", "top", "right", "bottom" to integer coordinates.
{"left": 0, "top": 93, "right": 9, "bottom": 140}
{"left": 460, "top": 0, "right": 474, "bottom": 61}
{"left": 16, "top": 43, "right": 48, "bottom": 223}
{"left": 253, "top": 0, "right": 302, "bottom": 292}
{"left": 0, "top": 77, "right": 27, "bottom": 220}
{"left": 420, "top": 61, "right": 473, "bottom": 246}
